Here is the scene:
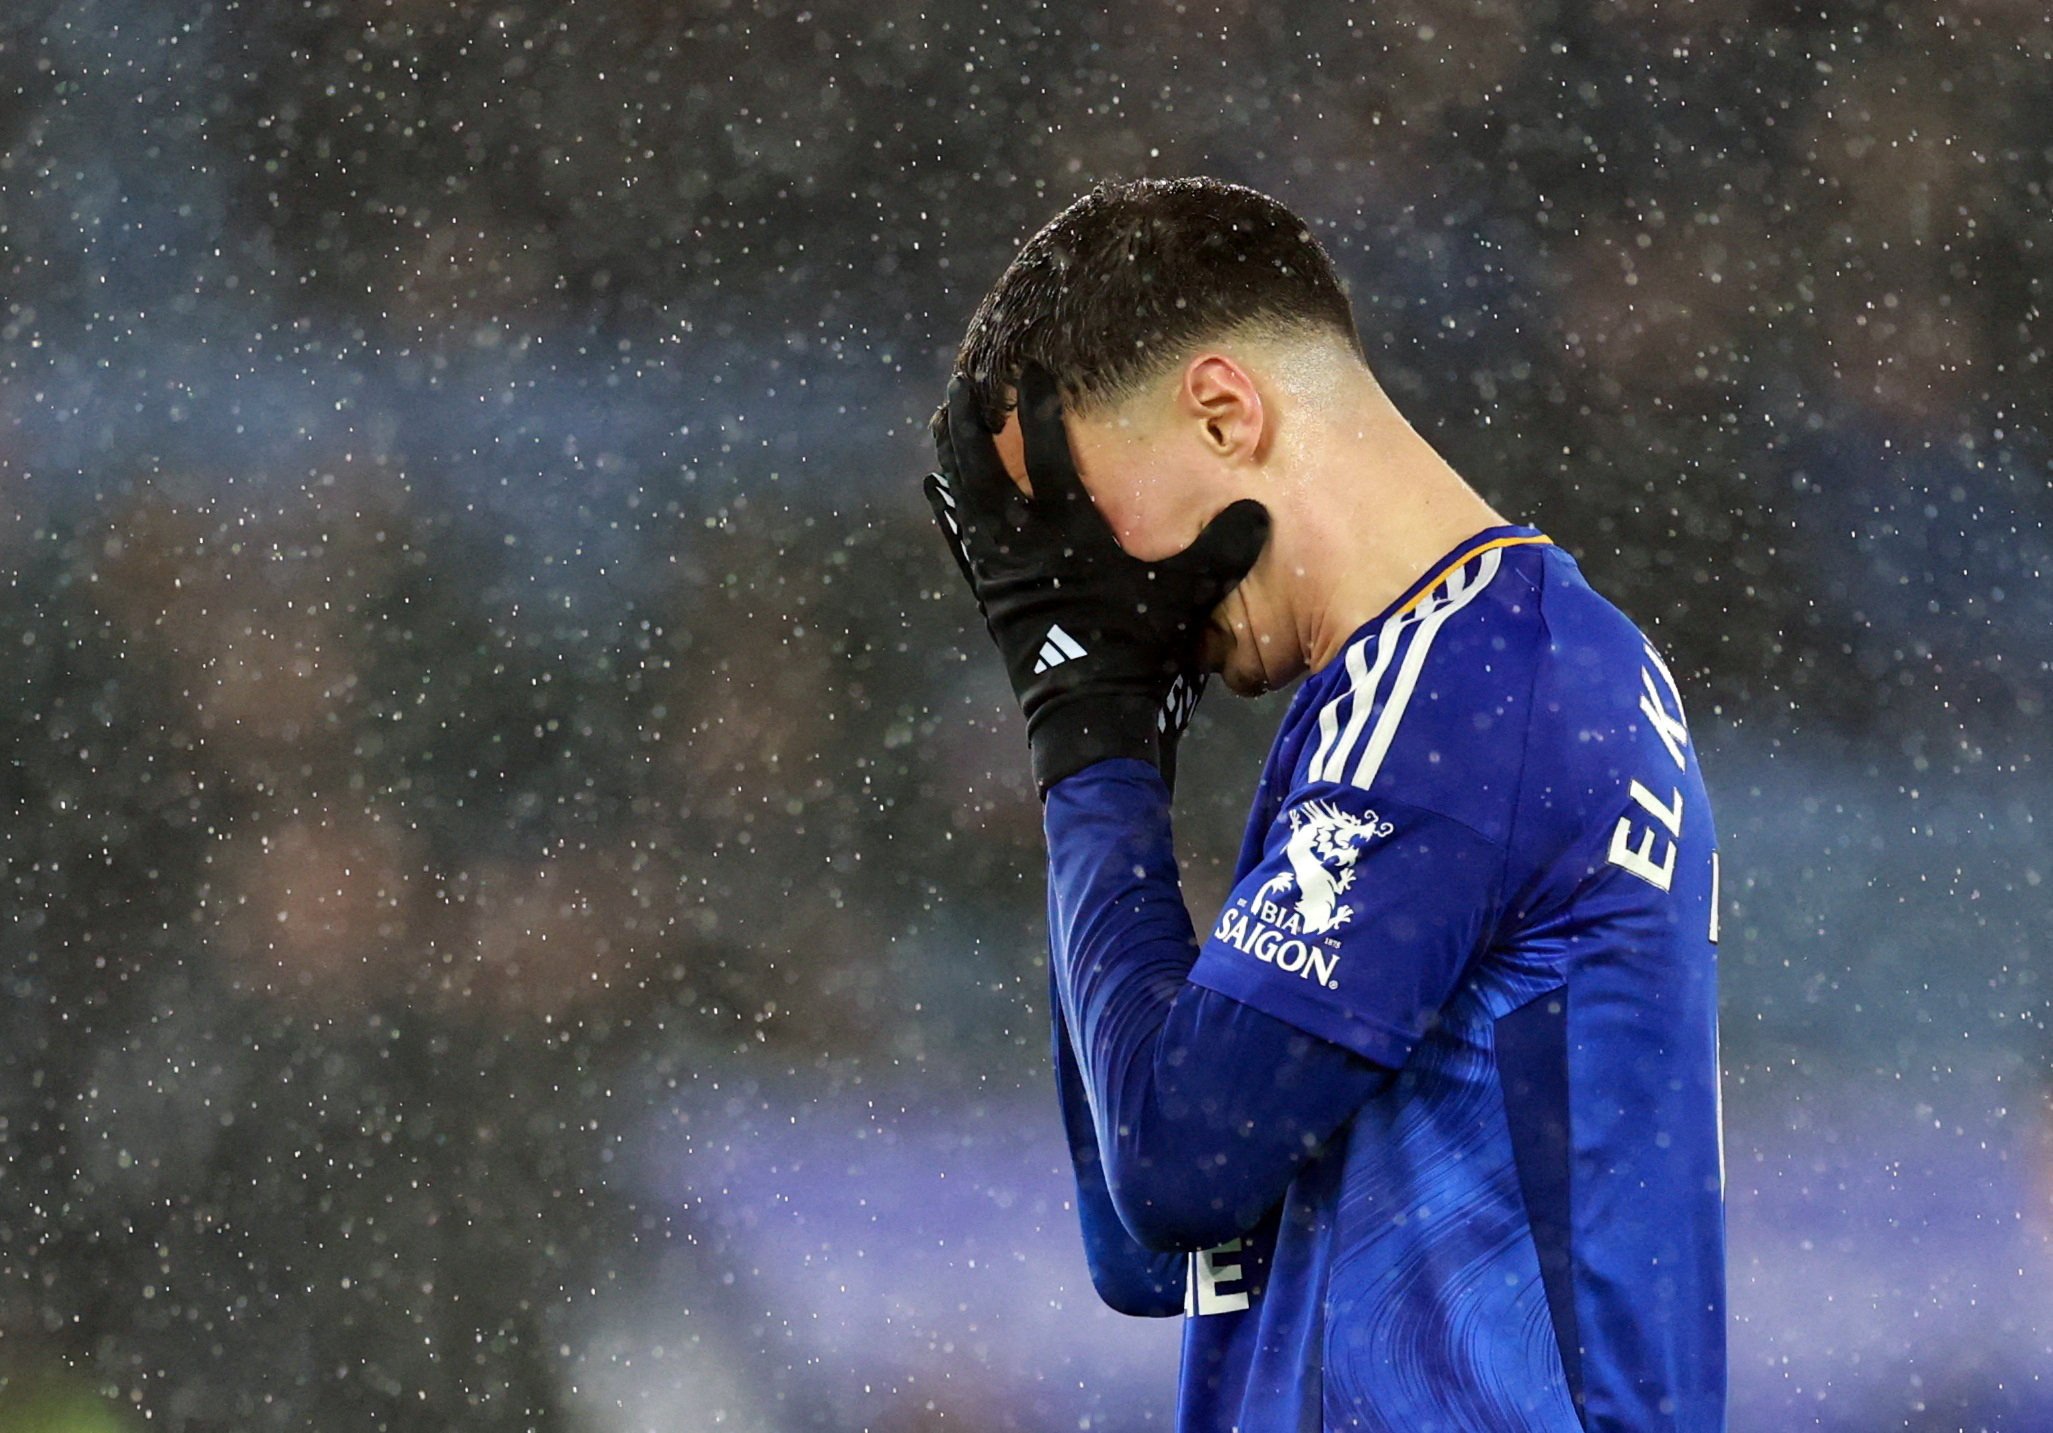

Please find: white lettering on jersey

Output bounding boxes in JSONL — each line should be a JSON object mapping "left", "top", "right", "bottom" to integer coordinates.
{"left": 1609, "top": 779, "right": 1683, "bottom": 892}
{"left": 1212, "top": 905, "right": 1343, "bottom": 990}
{"left": 1709, "top": 849, "right": 1721, "bottom": 944}
{"left": 1609, "top": 644, "right": 1699, "bottom": 894}
{"left": 1639, "top": 647, "right": 1691, "bottom": 772}
{"left": 1186, "top": 1238, "right": 1250, "bottom": 1317}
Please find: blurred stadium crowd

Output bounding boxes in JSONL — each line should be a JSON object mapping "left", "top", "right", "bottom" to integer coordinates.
{"left": 3, "top": 1, "right": 2051, "bottom": 1429}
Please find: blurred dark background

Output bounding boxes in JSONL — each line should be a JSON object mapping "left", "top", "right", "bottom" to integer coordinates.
{"left": 2, "top": 1, "right": 2050, "bottom": 1429}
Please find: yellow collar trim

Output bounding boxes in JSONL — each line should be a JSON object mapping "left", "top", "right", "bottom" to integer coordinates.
{"left": 1392, "top": 534, "right": 1554, "bottom": 619}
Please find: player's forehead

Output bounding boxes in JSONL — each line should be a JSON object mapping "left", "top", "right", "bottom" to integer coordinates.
{"left": 989, "top": 395, "right": 1130, "bottom": 498}
{"left": 976, "top": 372, "right": 1153, "bottom": 497}
{"left": 990, "top": 406, "right": 1029, "bottom": 490}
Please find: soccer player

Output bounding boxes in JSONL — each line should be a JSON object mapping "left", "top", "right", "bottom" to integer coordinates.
{"left": 922, "top": 178, "right": 1724, "bottom": 1431}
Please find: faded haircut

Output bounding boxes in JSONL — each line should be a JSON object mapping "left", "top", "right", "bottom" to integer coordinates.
{"left": 955, "top": 177, "right": 1360, "bottom": 426}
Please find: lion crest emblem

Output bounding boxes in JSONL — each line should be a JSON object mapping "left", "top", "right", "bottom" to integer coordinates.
{"left": 1257, "top": 800, "right": 1390, "bottom": 936}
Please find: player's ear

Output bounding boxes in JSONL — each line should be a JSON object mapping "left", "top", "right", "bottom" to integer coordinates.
{"left": 1178, "top": 353, "right": 1266, "bottom": 463}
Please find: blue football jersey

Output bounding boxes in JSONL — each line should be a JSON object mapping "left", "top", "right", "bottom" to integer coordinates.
{"left": 1178, "top": 524, "right": 1726, "bottom": 1431}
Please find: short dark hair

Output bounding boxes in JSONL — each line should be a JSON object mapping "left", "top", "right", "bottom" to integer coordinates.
{"left": 956, "top": 177, "right": 1359, "bottom": 423}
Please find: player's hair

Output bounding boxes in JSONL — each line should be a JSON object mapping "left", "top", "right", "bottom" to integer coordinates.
{"left": 955, "top": 177, "right": 1360, "bottom": 424}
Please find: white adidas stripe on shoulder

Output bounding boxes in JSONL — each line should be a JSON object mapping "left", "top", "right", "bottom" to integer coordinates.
{"left": 1307, "top": 598, "right": 1429, "bottom": 783}
{"left": 1305, "top": 562, "right": 1469, "bottom": 784}
{"left": 1305, "top": 545, "right": 1507, "bottom": 792}
{"left": 1345, "top": 548, "right": 1502, "bottom": 790}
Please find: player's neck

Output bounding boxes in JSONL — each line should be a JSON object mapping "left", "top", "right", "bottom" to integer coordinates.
{"left": 1294, "top": 408, "right": 1507, "bottom": 675}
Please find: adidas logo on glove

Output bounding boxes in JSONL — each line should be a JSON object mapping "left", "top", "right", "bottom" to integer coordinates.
{"left": 1032, "top": 624, "right": 1089, "bottom": 673}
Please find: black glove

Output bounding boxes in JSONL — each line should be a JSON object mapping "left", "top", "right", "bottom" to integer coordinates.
{"left": 922, "top": 364, "right": 1271, "bottom": 796}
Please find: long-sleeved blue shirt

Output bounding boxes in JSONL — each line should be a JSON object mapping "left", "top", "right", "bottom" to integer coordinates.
{"left": 1044, "top": 760, "right": 1387, "bottom": 1307}
{"left": 1039, "top": 527, "right": 1726, "bottom": 1432}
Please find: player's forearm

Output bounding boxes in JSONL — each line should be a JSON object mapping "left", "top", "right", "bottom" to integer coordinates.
{"left": 1045, "top": 760, "right": 1387, "bottom": 1251}
{"left": 1042, "top": 760, "right": 1201, "bottom": 1091}
{"left": 1052, "top": 988, "right": 1185, "bottom": 1316}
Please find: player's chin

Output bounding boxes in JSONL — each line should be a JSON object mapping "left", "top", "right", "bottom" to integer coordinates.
{"left": 1220, "top": 665, "right": 1268, "bottom": 698}
{"left": 1217, "top": 643, "right": 1271, "bottom": 698}
{"left": 1202, "top": 614, "right": 1269, "bottom": 697}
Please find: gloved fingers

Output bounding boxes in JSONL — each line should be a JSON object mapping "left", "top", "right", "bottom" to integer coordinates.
{"left": 1016, "top": 363, "right": 1101, "bottom": 538}
{"left": 1166, "top": 498, "right": 1272, "bottom": 598}
{"left": 922, "top": 471, "right": 979, "bottom": 595}
{"left": 942, "top": 374, "right": 1028, "bottom": 535}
